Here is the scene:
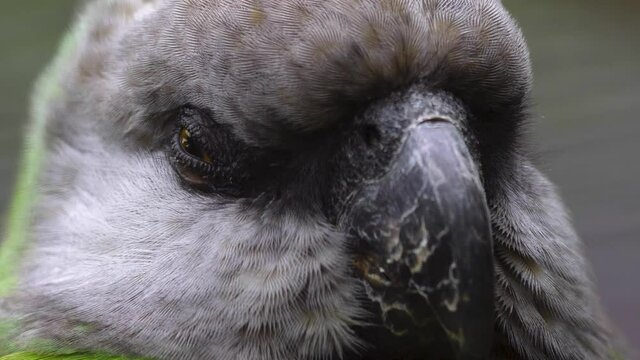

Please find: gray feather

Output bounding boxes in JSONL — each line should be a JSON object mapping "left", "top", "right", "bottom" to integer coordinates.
{"left": 0, "top": 0, "right": 615, "bottom": 359}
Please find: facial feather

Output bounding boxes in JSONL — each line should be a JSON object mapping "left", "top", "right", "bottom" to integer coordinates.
{"left": 1, "top": 0, "right": 615, "bottom": 359}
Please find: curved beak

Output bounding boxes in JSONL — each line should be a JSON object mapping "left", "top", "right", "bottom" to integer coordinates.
{"left": 341, "top": 93, "right": 494, "bottom": 359}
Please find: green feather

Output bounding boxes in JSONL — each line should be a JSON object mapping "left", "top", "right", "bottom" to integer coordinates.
{"left": 0, "top": 24, "right": 80, "bottom": 298}
{"left": 0, "top": 11, "right": 150, "bottom": 360}
{"left": 0, "top": 23, "right": 80, "bottom": 356}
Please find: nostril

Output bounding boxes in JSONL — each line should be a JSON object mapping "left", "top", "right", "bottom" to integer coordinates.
{"left": 361, "top": 124, "right": 382, "bottom": 147}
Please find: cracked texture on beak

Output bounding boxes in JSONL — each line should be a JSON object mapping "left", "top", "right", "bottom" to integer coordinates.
{"left": 346, "top": 116, "right": 494, "bottom": 359}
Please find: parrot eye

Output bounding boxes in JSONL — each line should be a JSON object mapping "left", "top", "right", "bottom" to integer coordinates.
{"left": 170, "top": 105, "right": 262, "bottom": 194}
{"left": 179, "top": 127, "right": 213, "bottom": 164}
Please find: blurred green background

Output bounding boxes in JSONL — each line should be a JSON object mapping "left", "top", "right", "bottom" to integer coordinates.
{"left": 0, "top": 0, "right": 638, "bottom": 354}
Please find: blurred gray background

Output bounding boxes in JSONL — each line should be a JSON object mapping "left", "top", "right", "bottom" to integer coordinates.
{"left": 0, "top": 0, "right": 638, "bottom": 354}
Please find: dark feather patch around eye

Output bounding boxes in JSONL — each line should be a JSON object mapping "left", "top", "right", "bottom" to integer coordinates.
{"left": 170, "top": 106, "right": 287, "bottom": 197}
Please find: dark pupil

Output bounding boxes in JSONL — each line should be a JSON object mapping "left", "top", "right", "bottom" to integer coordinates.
{"left": 180, "top": 128, "right": 199, "bottom": 156}
{"left": 180, "top": 127, "right": 212, "bottom": 164}
{"left": 180, "top": 128, "right": 192, "bottom": 152}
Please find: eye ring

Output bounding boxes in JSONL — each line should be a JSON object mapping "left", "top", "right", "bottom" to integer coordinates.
{"left": 171, "top": 122, "right": 216, "bottom": 188}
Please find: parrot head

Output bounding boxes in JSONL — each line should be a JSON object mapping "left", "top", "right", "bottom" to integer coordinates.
{"left": 1, "top": 0, "right": 614, "bottom": 360}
